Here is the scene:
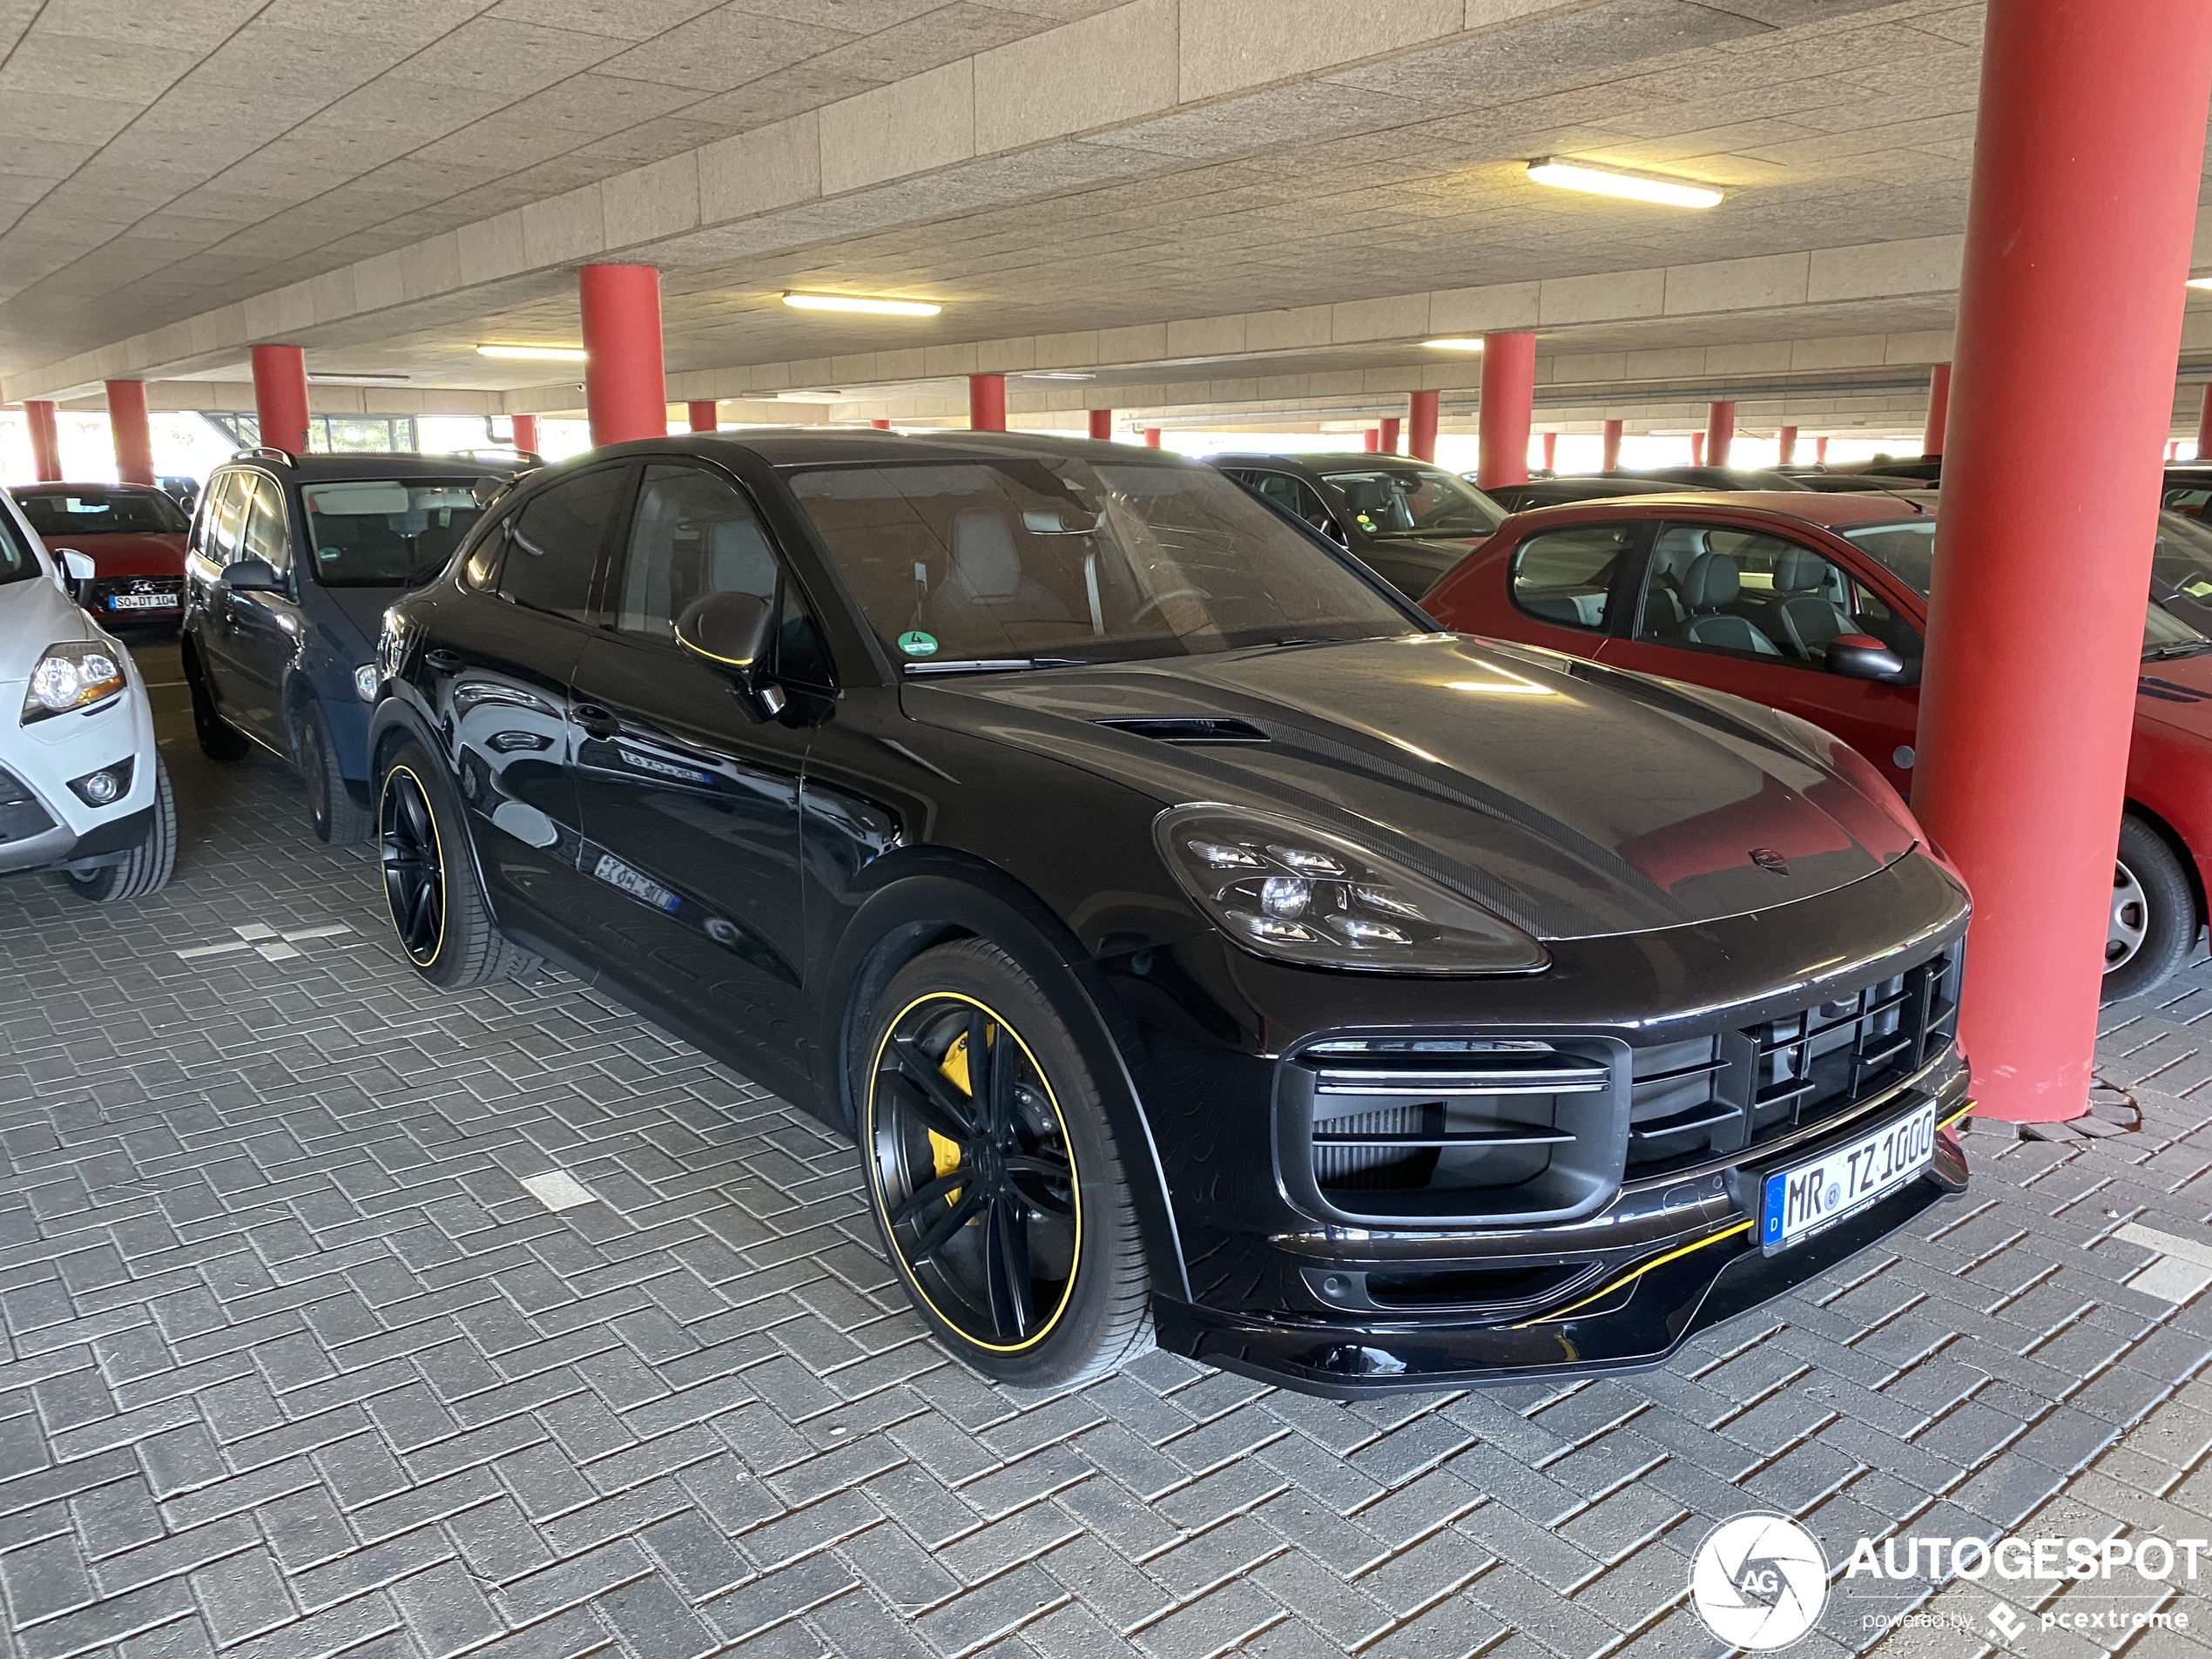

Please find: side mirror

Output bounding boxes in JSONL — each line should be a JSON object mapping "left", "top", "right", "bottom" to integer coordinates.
{"left": 220, "top": 556, "right": 285, "bottom": 593}
{"left": 55, "top": 549, "right": 94, "bottom": 591}
{"left": 674, "top": 591, "right": 786, "bottom": 719}
{"left": 1827, "top": 632, "right": 1907, "bottom": 681}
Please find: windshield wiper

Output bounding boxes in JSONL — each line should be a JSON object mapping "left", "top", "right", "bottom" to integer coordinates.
{"left": 902, "top": 657, "right": 1089, "bottom": 675}
{"left": 2143, "top": 640, "right": 2212, "bottom": 660}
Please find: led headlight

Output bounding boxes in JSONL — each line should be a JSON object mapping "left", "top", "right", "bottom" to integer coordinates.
{"left": 22, "top": 644, "right": 125, "bottom": 724}
{"left": 1155, "top": 804, "right": 1548, "bottom": 974}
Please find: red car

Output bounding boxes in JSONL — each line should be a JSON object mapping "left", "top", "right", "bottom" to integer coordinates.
{"left": 10, "top": 482, "right": 191, "bottom": 627}
{"left": 1423, "top": 490, "right": 2212, "bottom": 999}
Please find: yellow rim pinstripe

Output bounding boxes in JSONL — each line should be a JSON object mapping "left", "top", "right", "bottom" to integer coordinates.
{"left": 866, "top": 989, "right": 1082, "bottom": 1355}
{"left": 381, "top": 763, "right": 447, "bottom": 969}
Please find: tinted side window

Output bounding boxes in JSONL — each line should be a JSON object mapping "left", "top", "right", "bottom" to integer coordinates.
{"left": 1251, "top": 471, "right": 1332, "bottom": 529}
{"left": 240, "top": 475, "right": 291, "bottom": 573}
{"left": 617, "top": 463, "right": 832, "bottom": 684}
{"left": 200, "top": 474, "right": 251, "bottom": 565}
{"left": 502, "top": 467, "right": 624, "bottom": 622}
{"left": 1509, "top": 523, "right": 1630, "bottom": 631}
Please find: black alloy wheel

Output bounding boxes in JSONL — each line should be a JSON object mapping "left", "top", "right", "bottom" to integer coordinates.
{"left": 380, "top": 763, "right": 445, "bottom": 968}
{"left": 861, "top": 941, "right": 1150, "bottom": 1386}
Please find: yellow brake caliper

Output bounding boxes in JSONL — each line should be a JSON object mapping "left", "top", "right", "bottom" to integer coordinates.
{"left": 931, "top": 1032, "right": 971, "bottom": 1203}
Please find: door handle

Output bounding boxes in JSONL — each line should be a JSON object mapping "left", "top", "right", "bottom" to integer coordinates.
{"left": 422, "top": 648, "right": 462, "bottom": 674}
{"left": 574, "top": 702, "right": 620, "bottom": 740}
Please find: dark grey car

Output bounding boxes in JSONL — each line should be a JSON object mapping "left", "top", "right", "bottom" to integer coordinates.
{"left": 1208, "top": 452, "right": 1507, "bottom": 599}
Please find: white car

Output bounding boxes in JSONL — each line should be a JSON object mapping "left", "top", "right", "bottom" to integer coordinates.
{"left": 0, "top": 489, "right": 173, "bottom": 901}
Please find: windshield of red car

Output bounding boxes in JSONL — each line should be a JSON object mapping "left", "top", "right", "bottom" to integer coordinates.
{"left": 1838, "top": 514, "right": 2209, "bottom": 655}
{"left": 787, "top": 457, "right": 1416, "bottom": 669}
{"left": 1315, "top": 466, "right": 1506, "bottom": 539}
{"left": 15, "top": 489, "right": 189, "bottom": 537}
{"left": 301, "top": 479, "right": 487, "bottom": 588}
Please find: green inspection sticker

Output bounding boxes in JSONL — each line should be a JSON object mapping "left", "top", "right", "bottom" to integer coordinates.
{"left": 897, "top": 631, "right": 939, "bottom": 657}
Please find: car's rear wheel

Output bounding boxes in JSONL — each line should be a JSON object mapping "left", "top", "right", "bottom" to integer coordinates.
{"left": 859, "top": 940, "right": 1150, "bottom": 1387}
{"left": 65, "top": 758, "right": 176, "bottom": 903}
{"left": 2105, "top": 814, "right": 2197, "bottom": 1001}
{"left": 185, "top": 643, "right": 249, "bottom": 762}
{"left": 378, "top": 739, "right": 534, "bottom": 988}
{"left": 300, "top": 704, "right": 371, "bottom": 846}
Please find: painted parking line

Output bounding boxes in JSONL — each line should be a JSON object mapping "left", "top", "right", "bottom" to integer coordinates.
{"left": 520, "top": 1170, "right": 597, "bottom": 1211}
{"left": 2114, "top": 1221, "right": 2212, "bottom": 1301}
{"left": 176, "top": 921, "right": 355, "bottom": 964}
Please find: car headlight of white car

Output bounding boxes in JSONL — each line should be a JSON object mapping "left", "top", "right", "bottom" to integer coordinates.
{"left": 23, "top": 643, "right": 125, "bottom": 724}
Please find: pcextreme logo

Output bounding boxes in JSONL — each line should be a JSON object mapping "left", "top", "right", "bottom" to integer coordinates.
{"left": 1689, "top": 1514, "right": 1830, "bottom": 1650}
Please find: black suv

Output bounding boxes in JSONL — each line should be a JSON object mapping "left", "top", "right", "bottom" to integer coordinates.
{"left": 368, "top": 429, "right": 1971, "bottom": 1396}
{"left": 1208, "top": 453, "right": 1509, "bottom": 599}
{"left": 182, "top": 449, "right": 524, "bottom": 842}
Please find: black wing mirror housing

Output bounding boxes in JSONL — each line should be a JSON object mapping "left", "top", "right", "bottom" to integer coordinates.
{"left": 220, "top": 556, "right": 285, "bottom": 593}
{"left": 674, "top": 591, "right": 786, "bottom": 719}
{"left": 1827, "top": 632, "right": 1907, "bottom": 682}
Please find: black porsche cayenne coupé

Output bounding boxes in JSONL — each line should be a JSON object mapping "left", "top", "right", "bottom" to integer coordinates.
{"left": 368, "top": 429, "right": 1972, "bottom": 1396}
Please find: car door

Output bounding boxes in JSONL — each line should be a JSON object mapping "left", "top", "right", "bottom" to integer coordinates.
{"left": 188, "top": 472, "right": 253, "bottom": 705}
{"left": 565, "top": 459, "right": 826, "bottom": 1092}
{"left": 1494, "top": 520, "right": 1647, "bottom": 657}
{"left": 425, "top": 462, "right": 630, "bottom": 945}
{"left": 219, "top": 473, "right": 304, "bottom": 745}
{"left": 1595, "top": 521, "right": 1921, "bottom": 792}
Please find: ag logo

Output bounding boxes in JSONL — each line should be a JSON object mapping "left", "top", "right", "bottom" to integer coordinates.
{"left": 1689, "top": 1513, "right": 1829, "bottom": 1650}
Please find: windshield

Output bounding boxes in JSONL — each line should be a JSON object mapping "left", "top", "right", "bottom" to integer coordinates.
{"left": 1838, "top": 516, "right": 2208, "bottom": 657}
{"left": 15, "top": 489, "right": 189, "bottom": 536}
{"left": 1314, "top": 466, "right": 1507, "bottom": 539}
{"left": 301, "top": 480, "right": 487, "bottom": 588}
{"left": 787, "top": 457, "right": 1415, "bottom": 669}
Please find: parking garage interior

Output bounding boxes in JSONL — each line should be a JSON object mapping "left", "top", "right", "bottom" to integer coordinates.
{"left": 9, "top": 3, "right": 2212, "bottom": 1657}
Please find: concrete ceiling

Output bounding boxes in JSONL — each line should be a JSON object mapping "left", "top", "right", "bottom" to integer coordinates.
{"left": 5, "top": 0, "right": 2211, "bottom": 438}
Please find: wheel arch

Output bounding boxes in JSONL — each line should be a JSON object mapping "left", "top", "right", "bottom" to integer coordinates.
{"left": 365, "top": 697, "right": 502, "bottom": 911}
{"left": 2124, "top": 797, "right": 2206, "bottom": 930}
{"left": 819, "top": 850, "right": 1191, "bottom": 1303}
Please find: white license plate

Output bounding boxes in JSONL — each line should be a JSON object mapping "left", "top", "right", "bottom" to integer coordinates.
{"left": 1760, "top": 1103, "right": 1938, "bottom": 1252}
{"left": 107, "top": 592, "right": 175, "bottom": 610}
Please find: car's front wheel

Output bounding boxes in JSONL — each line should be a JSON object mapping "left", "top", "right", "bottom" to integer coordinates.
{"left": 2105, "top": 814, "right": 2198, "bottom": 1001}
{"left": 300, "top": 704, "right": 371, "bottom": 846}
{"left": 859, "top": 939, "right": 1151, "bottom": 1387}
{"left": 65, "top": 758, "right": 176, "bottom": 903}
{"left": 377, "top": 739, "right": 534, "bottom": 988}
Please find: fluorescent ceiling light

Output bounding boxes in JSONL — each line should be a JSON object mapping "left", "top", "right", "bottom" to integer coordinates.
{"left": 1526, "top": 157, "right": 1723, "bottom": 209}
{"left": 476, "top": 344, "right": 586, "bottom": 362}
{"left": 782, "top": 292, "right": 941, "bottom": 317}
{"left": 2189, "top": 277, "right": 2212, "bottom": 291}
{"left": 1422, "top": 338, "right": 1487, "bottom": 352}
{"left": 1024, "top": 371, "right": 1095, "bottom": 381}
{"left": 307, "top": 372, "right": 411, "bottom": 385}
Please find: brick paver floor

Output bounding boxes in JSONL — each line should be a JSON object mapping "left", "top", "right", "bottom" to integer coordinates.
{"left": 3, "top": 643, "right": 2210, "bottom": 1659}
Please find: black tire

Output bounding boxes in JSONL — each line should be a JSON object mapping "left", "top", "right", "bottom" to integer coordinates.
{"left": 858, "top": 939, "right": 1151, "bottom": 1387}
{"left": 185, "top": 642, "right": 248, "bottom": 762}
{"left": 2104, "top": 814, "right": 2198, "bottom": 1001}
{"left": 300, "top": 704, "right": 372, "bottom": 846}
{"left": 65, "top": 757, "right": 176, "bottom": 903}
{"left": 377, "top": 738, "right": 535, "bottom": 988}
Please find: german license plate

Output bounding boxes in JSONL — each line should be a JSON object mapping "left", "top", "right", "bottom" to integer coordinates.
{"left": 108, "top": 592, "right": 175, "bottom": 610}
{"left": 1760, "top": 1103, "right": 1937, "bottom": 1252}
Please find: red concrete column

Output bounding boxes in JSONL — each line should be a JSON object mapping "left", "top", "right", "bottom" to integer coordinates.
{"left": 1087, "top": 409, "right": 1112, "bottom": 441}
{"left": 2169, "top": 440, "right": 2182, "bottom": 461}
{"left": 105, "top": 381, "right": 154, "bottom": 485}
{"left": 1362, "top": 428, "right": 1380, "bottom": 453}
{"left": 1142, "top": 427, "right": 1162, "bottom": 448}
{"left": 1914, "top": 0, "right": 2212, "bottom": 1123}
{"left": 871, "top": 418, "right": 892, "bottom": 431}
{"left": 1379, "top": 415, "right": 1401, "bottom": 454}
{"left": 687, "top": 400, "right": 718, "bottom": 433}
{"left": 21, "top": 401, "right": 61, "bottom": 482}
{"left": 250, "top": 344, "right": 310, "bottom": 455}
{"left": 1601, "top": 418, "right": 1622, "bottom": 472}
{"left": 1777, "top": 425, "right": 1798, "bottom": 466}
{"left": 578, "top": 265, "right": 667, "bottom": 446}
{"left": 968, "top": 374, "right": 1006, "bottom": 431}
{"left": 1406, "top": 391, "right": 1439, "bottom": 462}
{"left": 1705, "top": 401, "right": 1736, "bottom": 469}
{"left": 509, "top": 414, "right": 538, "bottom": 454}
{"left": 1689, "top": 431, "right": 1706, "bottom": 466}
{"left": 1475, "top": 332, "right": 1534, "bottom": 489}
{"left": 1816, "top": 436, "right": 1830, "bottom": 463}
{"left": 1540, "top": 431, "right": 1557, "bottom": 472}
{"left": 2195, "top": 385, "right": 2212, "bottom": 456}
{"left": 1922, "top": 361, "right": 1952, "bottom": 456}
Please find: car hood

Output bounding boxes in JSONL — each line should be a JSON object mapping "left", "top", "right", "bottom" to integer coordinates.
{"left": 0, "top": 574, "right": 98, "bottom": 682}
{"left": 319, "top": 583, "right": 407, "bottom": 646}
{"left": 903, "top": 634, "right": 1918, "bottom": 941}
{"left": 2134, "top": 648, "right": 2212, "bottom": 732}
{"left": 44, "top": 531, "right": 185, "bottom": 577}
